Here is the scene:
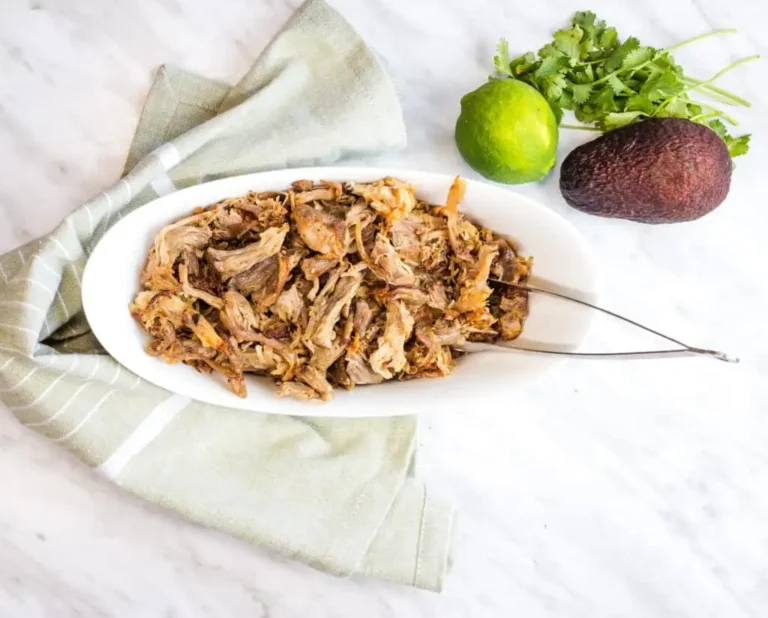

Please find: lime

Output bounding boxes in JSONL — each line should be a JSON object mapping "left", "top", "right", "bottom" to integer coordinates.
{"left": 455, "top": 79, "right": 558, "bottom": 184}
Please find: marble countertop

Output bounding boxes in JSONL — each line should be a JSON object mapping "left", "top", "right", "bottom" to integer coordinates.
{"left": 1, "top": 0, "right": 767, "bottom": 616}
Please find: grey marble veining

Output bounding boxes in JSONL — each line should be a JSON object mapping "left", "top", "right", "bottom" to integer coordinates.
{"left": 1, "top": 0, "right": 767, "bottom": 616}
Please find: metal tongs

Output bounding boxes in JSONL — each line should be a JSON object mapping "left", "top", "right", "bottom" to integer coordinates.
{"left": 458, "top": 282, "right": 739, "bottom": 363}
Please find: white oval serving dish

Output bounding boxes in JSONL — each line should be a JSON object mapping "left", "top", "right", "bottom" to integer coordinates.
{"left": 83, "top": 167, "right": 599, "bottom": 417}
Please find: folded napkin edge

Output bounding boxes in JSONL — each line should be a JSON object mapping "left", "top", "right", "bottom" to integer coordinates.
{"left": 414, "top": 489, "right": 455, "bottom": 592}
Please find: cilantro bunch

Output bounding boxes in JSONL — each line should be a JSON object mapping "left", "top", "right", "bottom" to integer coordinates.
{"left": 494, "top": 11, "right": 758, "bottom": 157}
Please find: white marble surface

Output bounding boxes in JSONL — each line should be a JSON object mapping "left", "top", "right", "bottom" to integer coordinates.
{"left": 1, "top": 0, "right": 767, "bottom": 615}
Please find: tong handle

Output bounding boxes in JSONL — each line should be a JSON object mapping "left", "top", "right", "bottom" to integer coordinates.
{"left": 486, "top": 281, "right": 739, "bottom": 364}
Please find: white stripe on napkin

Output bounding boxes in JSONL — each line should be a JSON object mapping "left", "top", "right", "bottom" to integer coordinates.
{"left": 52, "top": 389, "right": 117, "bottom": 443}
{"left": 25, "top": 381, "right": 91, "bottom": 427}
{"left": 150, "top": 174, "right": 177, "bottom": 196}
{"left": 97, "top": 393, "right": 190, "bottom": 479}
{"left": 149, "top": 143, "right": 181, "bottom": 197}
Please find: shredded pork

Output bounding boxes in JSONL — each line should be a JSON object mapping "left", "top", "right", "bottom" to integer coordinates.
{"left": 130, "top": 177, "right": 532, "bottom": 401}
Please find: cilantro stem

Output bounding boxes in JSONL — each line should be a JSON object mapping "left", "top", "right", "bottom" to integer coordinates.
{"left": 663, "top": 28, "right": 737, "bottom": 53}
{"left": 681, "top": 77, "right": 751, "bottom": 107}
{"left": 690, "top": 111, "right": 728, "bottom": 123}
{"left": 654, "top": 56, "right": 757, "bottom": 123}
{"left": 559, "top": 123, "right": 602, "bottom": 131}
{"left": 681, "top": 55, "right": 760, "bottom": 95}
{"left": 678, "top": 97, "right": 739, "bottom": 124}
{"left": 591, "top": 64, "right": 647, "bottom": 86}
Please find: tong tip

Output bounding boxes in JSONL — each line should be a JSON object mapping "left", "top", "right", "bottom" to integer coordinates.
{"left": 694, "top": 347, "right": 740, "bottom": 363}
{"left": 712, "top": 351, "right": 740, "bottom": 364}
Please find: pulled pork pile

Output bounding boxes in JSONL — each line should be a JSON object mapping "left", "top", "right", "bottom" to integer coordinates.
{"left": 130, "top": 177, "right": 532, "bottom": 401}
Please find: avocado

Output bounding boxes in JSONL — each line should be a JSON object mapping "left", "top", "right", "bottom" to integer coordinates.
{"left": 559, "top": 118, "right": 732, "bottom": 224}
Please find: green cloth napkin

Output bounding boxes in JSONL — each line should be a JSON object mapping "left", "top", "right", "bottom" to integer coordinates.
{"left": 0, "top": 0, "right": 453, "bottom": 591}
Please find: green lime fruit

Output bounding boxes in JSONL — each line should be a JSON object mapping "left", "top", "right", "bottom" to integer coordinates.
{"left": 455, "top": 79, "right": 559, "bottom": 184}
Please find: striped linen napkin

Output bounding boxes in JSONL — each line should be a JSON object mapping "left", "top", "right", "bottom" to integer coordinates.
{"left": 0, "top": 0, "right": 454, "bottom": 591}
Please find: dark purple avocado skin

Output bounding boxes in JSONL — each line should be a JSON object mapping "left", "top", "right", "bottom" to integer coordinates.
{"left": 559, "top": 118, "right": 732, "bottom": 224}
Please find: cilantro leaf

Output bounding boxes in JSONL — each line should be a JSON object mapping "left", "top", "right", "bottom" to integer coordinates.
{"left": 538, "top": 43, "right": 563, "bottom": 60}
{"left": 559, "top": 91, "right": 574, "bottom": 110}
{"left": 574, "top": 104, "right": 601, "bottom": 124}
{"left": 625, "top": 94, "right": 655, "bottom": 114}
{"left": 594, "top": 86, "right": 618, "bottom": 111}
{"left": 687, "top": 103, "right": 703, "bottom": 117}
{"left": 548, "top": 101, "right": 564, "bottom": 124}
{"left": 540, "top": 73, "right": 567, "bottom": 100}
{"left": 640, "top": 72, "right": 682, "bottom": 101}
{"left": 601, "top": 111, "right": 646, "bottom": 130}
{"left": 604, "top": 37, "right": 640, "bottom": 72}
{"left": 645, "top": 53, "right": 680, "bottom": 78}
{"left": 572, "top": 69, "right": 593, "bottom": 84}
{"left": 599, "top": 27, "right": 618, "bottom": 50}
{"left": 572, "top": 11, "right": 605, "bottom": 42}
{"left": 656, "top": 97, "right": 688, "bottom": 118}
{"left": 494, "top": 39, "right": 513, "bottom": 76}
{"left": 725, "top": 134, "right": 750, "bottom": 157}
{"left": 553, "top": 25, "right": 583, "bottom": 61}
{"left": 622, "top": 46, "right": 654, "bottom": 70}
{"left": 607, "top": 74, "right": 628, "bottom": 95}
{"left": 535, "top": 55, "right": 565, "bottom": 78}
{"left": 706, "top": 121, "right": 750, "bottom": 157}
{"left": 571, "top": 83, "right": 592, "bottom": 104}
{"left": 707, "top": 119, "right": 728, "bottom": 139}
{"left": 572, "top": 11, "right": 597, "bottom": 30}
{"left": 510, "top": 52, "right": 537, "bottom": 77}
